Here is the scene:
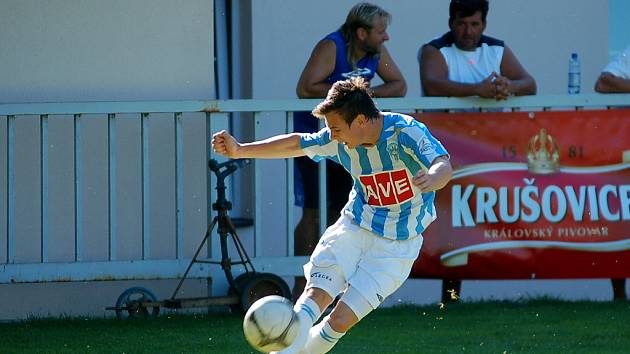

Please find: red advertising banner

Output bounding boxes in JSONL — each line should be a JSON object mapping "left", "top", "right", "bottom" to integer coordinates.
{"left": 411, "top": 109, "right": 630, "bottom": 279}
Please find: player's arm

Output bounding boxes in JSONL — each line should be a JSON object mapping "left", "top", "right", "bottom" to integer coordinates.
{"left": 296, "top": 40, "right": 336, "bottom": 98}
{"left": 496, "top": 45, "right": 537, "bottom": 98}
{"left": 412, "top": 156, "right": 452, "bottom": 193}
{"left": 371, "top": 46, "right": 407, "bottom": 97}
{"left": 594, "top": 72, "right": 630, "bottom": 93}
{"left": 212, "top": 130, "right": 306, "bottom": 159}
{"left": 420, "top": 45, "right": 495, "bottom": 98}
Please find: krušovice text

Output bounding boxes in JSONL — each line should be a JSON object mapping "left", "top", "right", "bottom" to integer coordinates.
{"left": 452, "top": 183, "right": 630, "bottom": 227}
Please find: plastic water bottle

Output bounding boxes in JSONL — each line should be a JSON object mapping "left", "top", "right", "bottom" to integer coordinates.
{"left": 568, "top": 52, "right": 581, "bottom": 94}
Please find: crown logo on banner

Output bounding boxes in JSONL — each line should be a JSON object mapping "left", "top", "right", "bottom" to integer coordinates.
{"left": 526, "top": 128, "right": 560, "bottom": 174}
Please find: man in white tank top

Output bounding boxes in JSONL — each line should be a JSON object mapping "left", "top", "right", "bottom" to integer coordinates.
{"left": 419, "top": 0, "right": 536, "bottom": 99}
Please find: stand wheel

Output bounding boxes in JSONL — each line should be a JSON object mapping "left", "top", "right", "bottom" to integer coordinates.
{"left": 230, "top": 272, "right": 291, "bottom": 312}
{"left": 115, "top": 286, "right": 160, "bottom": 319}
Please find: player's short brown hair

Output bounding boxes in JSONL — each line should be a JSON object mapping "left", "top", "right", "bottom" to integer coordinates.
{"left": 312, "top": 77, "right": 380, "bottom": 126}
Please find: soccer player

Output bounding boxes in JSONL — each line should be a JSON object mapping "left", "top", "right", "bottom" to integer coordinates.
{"left": 212, "top": 77, "right": 452, "bottom": 354}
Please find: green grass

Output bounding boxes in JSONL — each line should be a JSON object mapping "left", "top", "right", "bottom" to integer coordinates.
{"left": 1, "top": 299, "right": 629, "bottom": 353}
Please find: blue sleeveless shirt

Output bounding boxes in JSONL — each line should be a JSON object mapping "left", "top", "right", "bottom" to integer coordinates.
{"left": 294, "top": 31, "right": 380, "bottom": 132}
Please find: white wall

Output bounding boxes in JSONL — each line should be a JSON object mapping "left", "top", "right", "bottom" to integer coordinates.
{"left": 0, "top": 0, "right": 215, "bottom": 103}
{"left": 609, "top": 0, "right": 630, "bottom": 59}
{"left": 251, "top": 0, "right": 608, "bottom": 98}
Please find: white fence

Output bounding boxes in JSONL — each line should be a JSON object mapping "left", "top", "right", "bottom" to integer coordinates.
{"left": 1, "top": 95, "right": 629, "bottom": 299}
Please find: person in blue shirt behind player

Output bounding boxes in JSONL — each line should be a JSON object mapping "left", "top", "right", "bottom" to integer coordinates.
{"left": 212, "top": 77, "right": 452, "bottom": 354}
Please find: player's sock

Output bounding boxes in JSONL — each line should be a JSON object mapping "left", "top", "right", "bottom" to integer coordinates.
{"left": 303, "top": 316, "right": 345, "bottom": 354}
{"left": 275, "top": 297, "right": 321, "bottom": 354}
{"left": 294, "top": 296, "right": 322, "bottom": 325}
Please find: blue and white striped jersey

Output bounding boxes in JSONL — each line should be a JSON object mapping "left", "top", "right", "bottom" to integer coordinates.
{"left": 300, "top": 112, "right": 449, "bottom": 240}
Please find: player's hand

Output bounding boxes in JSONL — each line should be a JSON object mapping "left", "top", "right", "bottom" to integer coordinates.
{"left": 412, "top": 169, "right": 438, "bottom": 193}
{"left": 475, "top": 72, "right": 499, "bottom": 98}
{"left": 212, "top": 130, "right": 241, "bottom": 158}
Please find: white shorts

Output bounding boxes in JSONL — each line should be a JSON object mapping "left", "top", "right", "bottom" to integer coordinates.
{"left": 303, "top": 215, "right": 423, "bottom": 312}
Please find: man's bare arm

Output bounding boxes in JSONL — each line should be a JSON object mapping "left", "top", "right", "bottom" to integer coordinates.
{"left": 212, "top": 131, "right": 306, "bottom": 159}
{"left": 296, "top": 40, "right": 336, "bottom": 98}
{"left": 412, "top": 156, "right": 453, "bottom": 193}
{"left": 497, "top": 45, "right": 537, "bottom": 97}
{"left": 594, "top": 72, "right": 630, "bottom": 93}
{"left": 371, "top": 46, "right": 407, "bottom": 97}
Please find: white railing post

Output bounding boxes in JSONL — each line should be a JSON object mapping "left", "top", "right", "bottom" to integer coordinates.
{"left": 41, "top": 114, "right": 48, "bottom": 262}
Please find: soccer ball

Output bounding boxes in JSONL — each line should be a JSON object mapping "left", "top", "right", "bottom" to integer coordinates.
{"left": 242, "top": 295, "right": 300, "bottom": 353}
